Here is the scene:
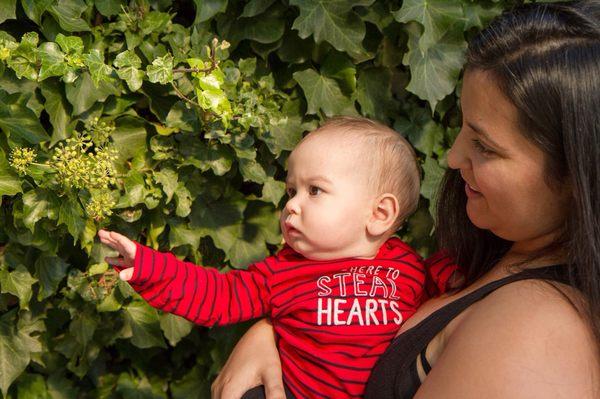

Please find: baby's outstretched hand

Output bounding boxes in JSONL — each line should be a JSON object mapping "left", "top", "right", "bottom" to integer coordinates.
{"left": 98, "top": 229, "right": 136, "bottom": 281}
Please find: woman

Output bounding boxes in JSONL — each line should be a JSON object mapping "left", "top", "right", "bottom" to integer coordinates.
{"left": 212, "top": 1, "right": 600, "bottom": 397}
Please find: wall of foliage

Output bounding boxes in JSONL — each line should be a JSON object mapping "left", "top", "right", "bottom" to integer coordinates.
{"left": 0, "top": 0, "right": 516, "bottom": 397}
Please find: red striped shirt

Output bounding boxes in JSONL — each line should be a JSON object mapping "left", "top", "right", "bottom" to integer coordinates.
{"left": 127, "top": 238, "right": 457, "bottom": 398}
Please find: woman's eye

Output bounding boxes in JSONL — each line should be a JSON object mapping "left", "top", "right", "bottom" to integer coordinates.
{"left": 309, "top": 186, "right": 322, "bottom": 196}
{"left": 472, "top": 139, "right": 495, "bottom": 156}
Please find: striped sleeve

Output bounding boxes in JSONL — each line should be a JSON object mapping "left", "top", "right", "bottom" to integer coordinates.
{"left": 424, "top": 250, "right": 462, "bottom": 299}
{"left": 125, "top": 241, "right": 272, "bottom": 327}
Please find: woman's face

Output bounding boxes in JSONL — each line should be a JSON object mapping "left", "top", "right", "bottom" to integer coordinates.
{"left": 447, "top": 70, "right": 570, "bottom": 251}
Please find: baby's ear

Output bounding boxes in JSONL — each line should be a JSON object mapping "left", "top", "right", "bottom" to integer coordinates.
{"left": 366, "top": 193, "right": 400, "bottom": 237}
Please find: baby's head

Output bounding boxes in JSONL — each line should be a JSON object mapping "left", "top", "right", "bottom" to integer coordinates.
{"left": 281, "top": 116, "right": 420, "bottom": 260}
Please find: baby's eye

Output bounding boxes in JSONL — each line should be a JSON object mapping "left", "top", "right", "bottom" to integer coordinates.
{"left": 286, "top": 187, "right": 296, "bottom": 197}
{"left": 308, "top": 185, "right": 322, "bottom": 196}
{"left": 471, "top": 139, "right": 495, "bottom": 156}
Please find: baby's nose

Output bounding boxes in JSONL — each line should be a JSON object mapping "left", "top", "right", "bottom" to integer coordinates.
{"left": 284, "top": 197, "right": 301, "bottom": 215}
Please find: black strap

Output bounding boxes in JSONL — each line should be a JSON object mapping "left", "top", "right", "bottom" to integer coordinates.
{"left": 420, "top": 348, "right": 432, "bottom": 374}
{"left": 390, "top": 264, "right": 567, "bottom": 351}
{"left": 364, "top": 264, "right": 569, "bottom": 399}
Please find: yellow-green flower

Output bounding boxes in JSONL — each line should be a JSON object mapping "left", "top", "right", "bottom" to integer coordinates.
{"left": 9, "top": 147, "right": 37, "bottom": 175}
{"left": 86, "top": 191, "right": 116, "bottom": 221}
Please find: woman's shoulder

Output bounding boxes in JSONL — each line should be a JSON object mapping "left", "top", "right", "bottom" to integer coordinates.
{"left": 471, "top": 277, "right": 591, "bottom": 339}
{"left": 416, "top": 278, "right": 600, "bottom": 398}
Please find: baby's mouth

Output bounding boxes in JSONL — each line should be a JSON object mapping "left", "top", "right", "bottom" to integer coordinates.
{"left": 284, "top": 221, "right": 301, "bottom": 236}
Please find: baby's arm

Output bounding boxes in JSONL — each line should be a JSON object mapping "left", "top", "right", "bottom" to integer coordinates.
{"left": 424, "top": 251, "right": 463, "bottom": 298}
{"left": 98, "top": 229, "right": 272, "bottom": 327}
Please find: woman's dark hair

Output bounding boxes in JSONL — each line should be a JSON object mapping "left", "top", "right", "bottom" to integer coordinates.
{"left": 436, "top": 0, "right": 600, "bottom": 342}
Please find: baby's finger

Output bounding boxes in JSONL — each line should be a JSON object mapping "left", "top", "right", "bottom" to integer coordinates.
{"left": 119, "top": 268, "right": 134, "bottom": 281}
{"left": 98, "top": 229, "right": 118, "bottom": 248}
{"left": 108, "top": 231, "right": 136, "bottom": 255}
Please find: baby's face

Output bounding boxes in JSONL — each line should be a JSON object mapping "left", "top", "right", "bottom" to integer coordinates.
{"left": 281, "top": 134, "right": 375, "bottom": 260}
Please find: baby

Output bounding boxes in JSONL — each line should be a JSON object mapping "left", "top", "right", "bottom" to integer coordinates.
{"left": 98, "top": 116, "right": 456, "bottom": 398}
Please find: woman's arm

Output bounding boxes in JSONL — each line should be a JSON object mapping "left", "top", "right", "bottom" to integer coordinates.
{"left": 211, "top": 319, "right": 286, "bottom": 399}
{"left": 414, "top": 280, "right": 600, "bottom": 398}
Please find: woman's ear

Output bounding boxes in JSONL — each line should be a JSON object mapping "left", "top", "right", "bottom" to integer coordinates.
{"left": 366, "top": 193, "right": 400, "bottom": 237}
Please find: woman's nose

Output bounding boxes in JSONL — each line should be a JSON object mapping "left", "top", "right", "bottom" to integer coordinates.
{"left": 447, "top": 130, "right": 470, "bottom": 170}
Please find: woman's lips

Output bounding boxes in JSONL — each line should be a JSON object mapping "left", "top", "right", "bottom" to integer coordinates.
{"left": 465, "top": 182, "right": 482, "bottom": 198}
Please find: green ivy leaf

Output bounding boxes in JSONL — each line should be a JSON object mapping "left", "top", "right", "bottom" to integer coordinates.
{"left": 289, "top": 0, "right": 374, "bottom": 58}
{"left": 261, "top": 114, "right": 305, "bottom": 156}
{"left": 38, "top": 42, "right": 67, "bottom": 81}
{"left": 159, "top": 313, "right": 193, "bottom": 346}
{"left": 464, "top": 2, "right": 503, "bottom": 30}
{"left": 83, "top": 49, "right": 113, "bottom": 87}
{"left": 193, "top": 0, "right": 227, "bottom": 23}
{"left": 40, "top": 79, "right": 72, "bottom": 145}
{"left": 241, "top": 0, "right": 277, "bottom": 18}
{"left": 293, "top": 68, "right": 355, "bottom": 117}
{"left": 123, "top": 301, "right": 166, "bottom": 349}
{"left": 174, "top": 183, "right": 192, "bottom": 218}
{"left": 112, "top": 116, "right": 148, "bottom": 162}
{"left": 35, "top": 255, "right": 69, "bottom": 301}
{"left": 0, "top": 265, "right": 37, "bottom": 310}
{"left": 20, "top": 0, "right": 54, "bottom": 25}
{"left": 356, "top": 66, "right": 396, "bottom": 122}
{"left": 146, "top": 54, "right": 174, "bottom": 85}
{"left": 0, "top": 311, "right": 32, "bottom": 397}
{"left": 154, "top": 169, "right": 178, "bottom": 203}
{"left": 245, "top": 201, "right": 281, "bottom": 245}
{"left": 58, "top": 194, "right": 85, "bottom": 242}
{"left": 239, "top": 158, "right": 268, "bottom": 183}
{"left": 168, "top": 220, "right": 204, "bottom": 249}
{"left": 6, "top": 32, "right": 39, "bottom": 80}
{"left": 115, "top": 372, "right": 166, "bottom": 399}
{"left": 321, "top": 52, "right": 356, "bottom": 94}
{"left": 113, "top": 50, "right": 144, "bottom": 91}
{"left": 22, "top": 189, "right": 58, "bottom": 232}
{"left": 48, "top": 0, "right": 90, "bottom": 32}
{"left": 170, "top": 365, "right": 210, "bottom": 399}
{"left": 65, "top": 72, "right": 119, "bottom": 115}
{"left": 402, "top": 26, "right": 466, "bottom": 112}
{"left": 16, "top": 373, "right": 51, "bottom": 399}
{"left": 232, "top": 13, "right": 285, "bottom": 44}
{"left": 190, "top": 194, "right": 246, "bottom": 254}
{"left": 139, "top": 12, "right": 171, "bottom": 36}
{"left": 0, "top": 149, "right": 22, "bottom": 197}
{"left": 180, "top": 141, "right": 234, "bottom": 176}
{"left": 95, "top": 0, "right": 121, "bottom": 17}
{"left": 46, "top": 372, "right": 78, "bottom": 399}
{"left": 421, "top": 156, "right": 446, "bottom": 217}
{"left": 394, "top": 0, "right": 464, "bottom": 48}
{"left": 228, "top": 223, "right": 269, "bottom": 267}
{"left": 260, "top": 176, "right": 285, "bottom": 206}
{"left": 69, "top": 311, "right": 98, "bottom": 348}
{"left": 0, "top": 0, "right": 17, "bottom": 25}
{"left": 0, "top": 89, "right": 50, "bottom": 145}
{"left": 55, "top": 33, "right": 84, "bottom": 55}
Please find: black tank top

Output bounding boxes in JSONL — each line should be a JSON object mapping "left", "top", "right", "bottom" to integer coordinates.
{"left": 364, "top": 265, "right": 570, "bottom": 399}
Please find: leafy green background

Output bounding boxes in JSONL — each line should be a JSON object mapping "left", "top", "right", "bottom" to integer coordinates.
{"left": 0, "top": 0, "right": 517, "bottom": 397}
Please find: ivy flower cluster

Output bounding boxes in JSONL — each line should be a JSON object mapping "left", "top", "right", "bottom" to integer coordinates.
{"left": 85, "top": 117, "right": 115, "bottom": 145}
{"left": 85, "top": 191, "right": 116, "bottom": 221}
{"left": 50, "top": 132, "right": 118, "bottom": 190}
{"left": 9, "top": 147, "right": 37, "bottom": 175}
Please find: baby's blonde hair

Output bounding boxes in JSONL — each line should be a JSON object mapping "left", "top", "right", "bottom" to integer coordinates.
{"left": 304, "top": 116, "right": 421, "bottom": 230}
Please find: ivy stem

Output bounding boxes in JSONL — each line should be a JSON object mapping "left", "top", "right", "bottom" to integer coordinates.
{"left": 170, "top": 81, "right": 202, "bottom": 109}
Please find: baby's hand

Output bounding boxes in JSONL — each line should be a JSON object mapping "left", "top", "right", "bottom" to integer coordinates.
{"left": 98, "top": 229, "right": 137, "bottom": 281}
